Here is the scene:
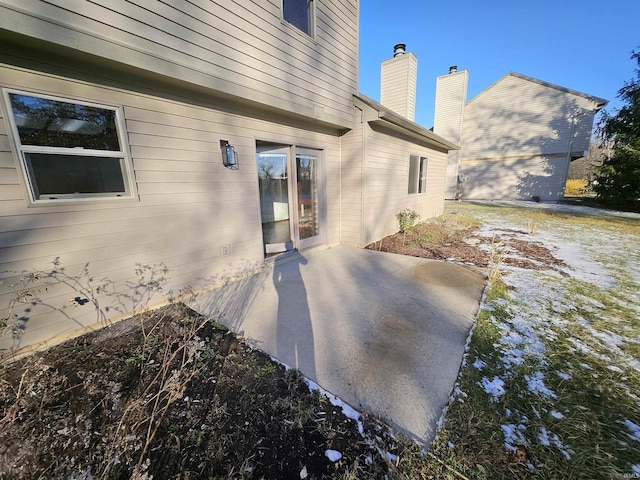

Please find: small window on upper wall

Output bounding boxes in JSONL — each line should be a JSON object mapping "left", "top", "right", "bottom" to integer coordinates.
{"left": 282, "top": 0, "right": 314, "bottom": 36}
{"left": 3, "top": 90, "right": 136, "bottom": 204}
{"left": 408, "top": 155, "right": 428, "bottom": 194}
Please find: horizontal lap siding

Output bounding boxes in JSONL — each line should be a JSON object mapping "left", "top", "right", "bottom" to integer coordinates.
{"left": 459, "top": 155, "right": 569, "bottom": 201}
{"left": 0, "top": 0, "right": 358, "bottom": 127}
{"left": 463, "top": 75, "right": 598, "bottom": 159}
{"left": 339, "top": 107, "right": 363, "bottom": 245}
{"left": 363, "top": 124, "right": 447, "bottom": 245}
{"left": 0, "top": 63, "right": 341, "bottom": 355}
{"left": 380, "top": 54, "right": 417, "bottom": 121}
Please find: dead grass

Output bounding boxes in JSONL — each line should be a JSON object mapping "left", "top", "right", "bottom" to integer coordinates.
{"left": 0, "top": 305, "right": 391, "bottom": 479}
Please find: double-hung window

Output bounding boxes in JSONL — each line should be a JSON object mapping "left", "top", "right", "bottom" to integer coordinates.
{"left": 408, "top": 155, "right": 428, "bottom": 194}
{"left": 3, "top": 90, "right": 136, "bottom": 203}
{"left": 282, "top": 0, "right": 314, "bottom": 36}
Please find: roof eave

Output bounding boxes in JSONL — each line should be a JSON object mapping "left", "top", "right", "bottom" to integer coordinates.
{"left": 355, "top": 93, "right": 458, "bottom": 150}
{"left": 375, "top": 111, "right": 459, "bottom": 150}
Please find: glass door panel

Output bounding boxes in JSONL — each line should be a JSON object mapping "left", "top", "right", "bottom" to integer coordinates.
{"left": 296, "top": 150, "right": 322, "bottom": 249}
{"left": 257, "top": 146, "right": 294, "bottom": 255}
{"left": 256, "top": 143, "right": 323, "bottom": 257}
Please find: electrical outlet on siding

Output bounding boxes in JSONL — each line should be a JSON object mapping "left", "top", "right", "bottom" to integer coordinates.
{"left": 220, "top": 245, "right": 230, "bottom": 256}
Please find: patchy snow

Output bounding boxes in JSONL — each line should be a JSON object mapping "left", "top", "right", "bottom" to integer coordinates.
{"left": 270, "top": 357, "right": 364, "bottom": 435}
{"left": 501, "top": 423, "right": 528, "bottom": 451}
{"left": 622, "top": 420, "right": 640, "bottom": 443}
{"left": 525, "top": 371, "right": 557, "bottom": 399}
{"left": 462, "top": 202, "right": 640, "bottom": 463}
{"left": 305, "top": 378, "right": 364, "bottom": 436}
{"left": 479, "top": 376, "right": 506, "bottom": 402}
{"left": 538, "top": 427, "right": 574, "bottom": 460}
{"left": 472, "top": 359, "right": 486, "bottom": 369}
{"left": 536, "top": 230, "right": 615, "bottom": 288}
{"left": 324, "top": 449, "right": 342, "bottom": 462}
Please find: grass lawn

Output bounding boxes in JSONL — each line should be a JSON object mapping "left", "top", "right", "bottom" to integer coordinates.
{"left": 420, "top": 201, "right": 640, "bottom": 479}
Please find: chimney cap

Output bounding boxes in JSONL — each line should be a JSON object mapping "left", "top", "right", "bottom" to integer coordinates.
{"left": 449, "top": 65, "right": 458, "bottom": 74}
{"left": 393, "top": 43, "right": 406, "bottom": 57}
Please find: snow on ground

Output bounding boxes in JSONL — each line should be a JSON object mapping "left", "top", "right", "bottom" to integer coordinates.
{"left": 465, "top": 201, "right": 640, "bottom": 468}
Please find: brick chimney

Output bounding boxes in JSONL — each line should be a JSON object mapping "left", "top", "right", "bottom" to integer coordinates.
{"left": 380, "top": 43, "right": 418, "bottom": 121}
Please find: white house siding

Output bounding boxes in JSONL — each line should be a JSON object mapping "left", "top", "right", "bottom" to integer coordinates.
{"left": 433, "top": 70, "right": 468, "bottom": 199}
{"left": 380, "top": 53, "right": 418, "bottom": 122}
{"left": 339, "top": 106, "right": 364, "bottom": 246}
{"left": 452, "top": 73, "right": 604, "bottom": 201}
{"left": 444, "top": 151, "right": 461, "bottom": 199}
{"left": 362, "top": 124, "right": 447, "bottom": 245}
{"left": 433, "top": 70, "right": 468, "bottom": 145}
{"left": 0, "top": 63, "right": 342, "bottom": 356}
{"left": 459, "top": 154, "right": 569, "bottom": 201}
{"left": 0, "top": 0, "right": 358, "bottom": 128}
{"left": 462, "top": 74, "right": 598, "bottom": 160}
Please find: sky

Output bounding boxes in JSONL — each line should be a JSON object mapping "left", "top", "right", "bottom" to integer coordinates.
{"left": 358, "top": 0, "right": 640, "bottom": 129}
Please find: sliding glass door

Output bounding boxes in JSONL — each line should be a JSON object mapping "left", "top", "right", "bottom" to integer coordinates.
{"left": 256, "top": 143, "right": 323, "bottom": 257}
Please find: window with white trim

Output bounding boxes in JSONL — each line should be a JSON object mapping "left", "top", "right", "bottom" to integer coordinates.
{"left": 3, "top": 90, "right": 136, "bottom": 203}
{"left": 408, "top": 155, "right": 428, "bottom": 194}
{"left": 282, "top": 0, "right": 314, "bottom": 36}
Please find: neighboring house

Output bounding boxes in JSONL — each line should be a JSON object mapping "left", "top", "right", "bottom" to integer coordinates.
{"left": 0, "top": 2, "right": 453, "bottom": 356}
{"left": 434, "top": 69, "right": 607, "bottom": 201}
{"left": 567, "top": 144, "right": 607, "bottom": 182}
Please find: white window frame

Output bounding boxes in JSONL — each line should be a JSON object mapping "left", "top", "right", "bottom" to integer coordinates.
{"left": 408, "top": 155, "right": 428, "bottom": 194}
{"left": 281, "top": 0, "right": 315, "bottom": 37}
{"left": 2, "top": 88, "right": 137, "bottom": 205}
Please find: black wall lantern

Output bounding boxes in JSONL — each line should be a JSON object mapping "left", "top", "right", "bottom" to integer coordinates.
{"left": 220, "top": 139, "right": 238, "bottom": 169}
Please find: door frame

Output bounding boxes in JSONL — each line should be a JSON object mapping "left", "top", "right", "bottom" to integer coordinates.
{"left": 255, "top": 142, "right": 325, "bottom": 258}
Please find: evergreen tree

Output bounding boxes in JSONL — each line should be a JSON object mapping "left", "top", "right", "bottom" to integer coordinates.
{"left": 594, "top": 49, "right": 640, "bottom": 208}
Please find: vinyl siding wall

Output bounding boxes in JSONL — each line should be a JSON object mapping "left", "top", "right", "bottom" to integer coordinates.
{"left": 458, "top": 74, "right": 599, "bottom": 201}
{"left": 380, "top": 53, "right": 418, "bottom": 122}
{"left": 339, "top": 106, "right": 363, "bottom": 246}
{"left": 362, "top": 124, "right": 447, "bottom": 245}
{"left": 459, "top": 154, "right": 569, "bottom": 201}
{"left": 433, "top": 70, "right": 468, "bottom": 144}
{"left": 433, "top": 70, "right": 468, "bottom": 199}
{"left": 462, "top": 75, "right": 597, "bottom": 159}
{"left": 0, "top": 0, "right": 358, "bottom": 129}
{"left": 0, "top": 63, "right": 342, "bottom": 355}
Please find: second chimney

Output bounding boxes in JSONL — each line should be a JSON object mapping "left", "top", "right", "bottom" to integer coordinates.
{"left": 380, "top": 44, "right": 418, "bottom": 121}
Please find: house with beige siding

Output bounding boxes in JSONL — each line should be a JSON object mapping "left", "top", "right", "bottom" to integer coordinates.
{"left": 0, "top": 2, "right": 454, "bottom": 357}
{"left": 434, "top": 69, "right": 607, "bottom": 201}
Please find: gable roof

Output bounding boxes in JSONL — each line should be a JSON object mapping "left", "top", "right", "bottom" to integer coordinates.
{"left": 355, "top": 93, "right": 458, "bottom": 150}
{"left": 468, "top": 72, "right": 608, "bottom": 110}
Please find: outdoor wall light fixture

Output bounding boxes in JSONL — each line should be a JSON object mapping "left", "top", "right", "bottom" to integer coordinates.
{"left": 220, "top": 140, "right": 238, "bottom": 169}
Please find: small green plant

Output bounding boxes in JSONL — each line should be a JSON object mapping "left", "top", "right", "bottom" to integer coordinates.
{"left": 396, "top": 208, "right": 420, "bottom": 233}
{"left": 253, "top": 362, "right": 275, "bottom": 380}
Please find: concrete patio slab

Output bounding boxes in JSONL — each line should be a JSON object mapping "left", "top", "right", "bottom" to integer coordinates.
{"left": 189, "top": 246, "right": 486, "bottom": 443}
